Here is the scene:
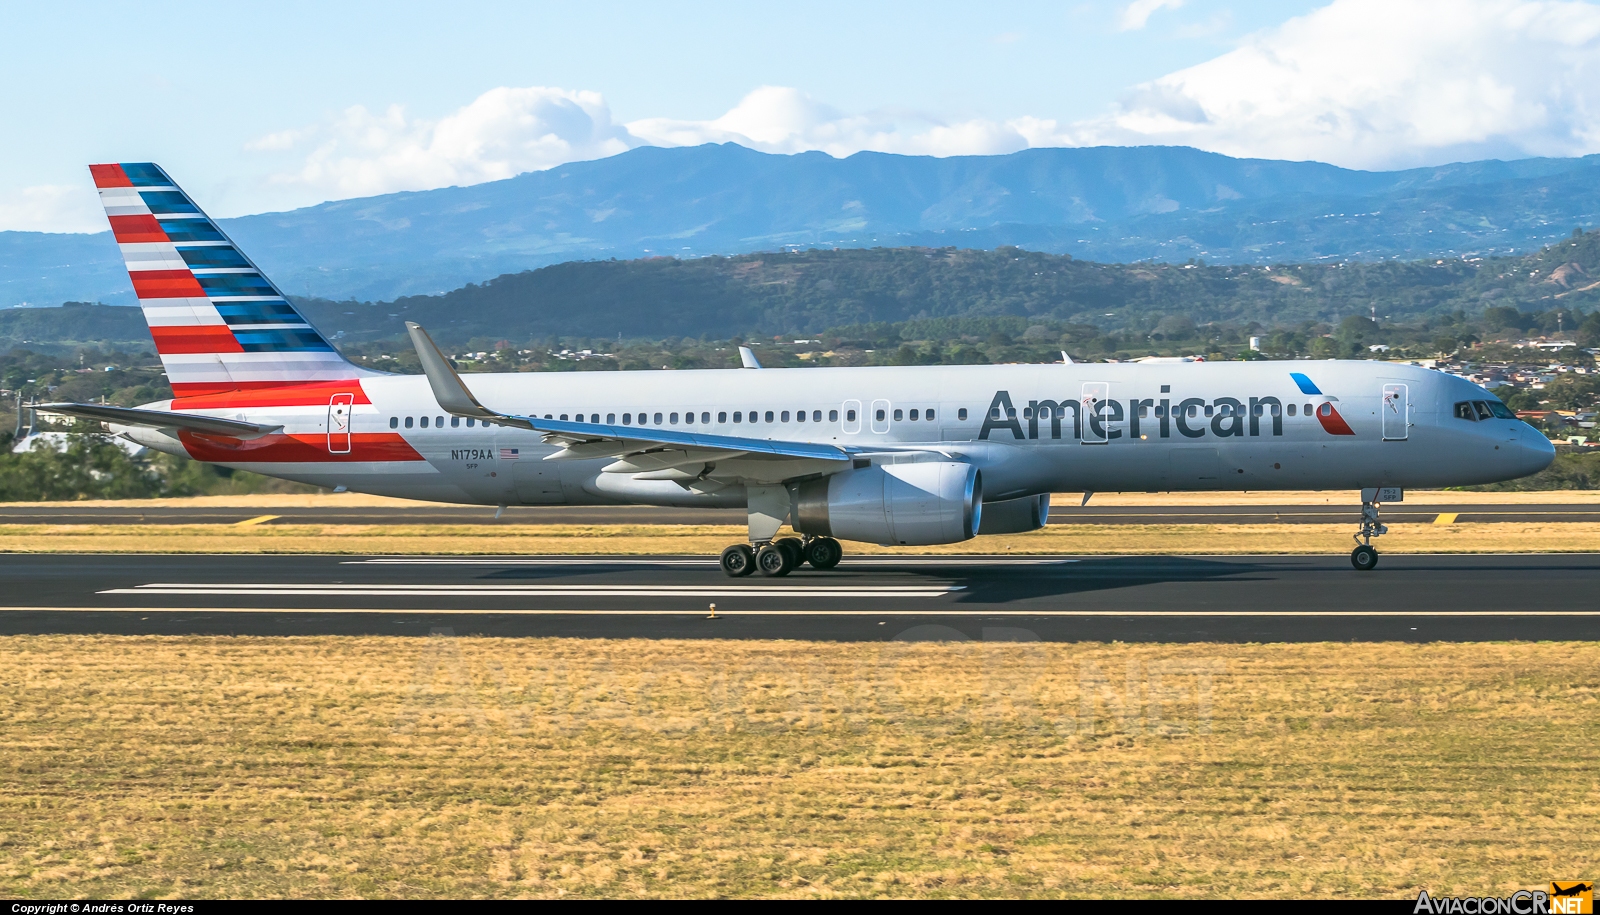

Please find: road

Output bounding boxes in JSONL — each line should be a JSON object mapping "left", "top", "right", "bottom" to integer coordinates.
{"left": 2, "top": 503, "right": 1596, "bottom": 525}
{"left": 2, "top": 552, "right": 1596, "bottom": 642}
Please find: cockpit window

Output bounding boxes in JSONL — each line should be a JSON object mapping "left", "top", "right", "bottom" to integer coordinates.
{"left": 1472, "top": 401, "right": 1494, "bottom": 420}
{"left": 1454, "top": 402, "right": 1478, "bottom": 421}
{"left": 1487, "top": 400, "right": 1516, "bottom": 419}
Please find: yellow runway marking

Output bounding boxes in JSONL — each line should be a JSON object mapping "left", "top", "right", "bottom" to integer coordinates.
{"left": 1434, "top": 513, "right": 1459, "bottom": 525}
{"left": 232, "top": 515, "right": 281, "bottom": 527}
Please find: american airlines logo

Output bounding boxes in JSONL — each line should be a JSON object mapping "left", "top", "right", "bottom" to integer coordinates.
{"left": 978, "top": 373, "right": 1354, "bottom": 442}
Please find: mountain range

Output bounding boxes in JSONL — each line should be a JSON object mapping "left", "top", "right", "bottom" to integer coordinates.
{"left": 5, "top": 142, "right": 1600, "bottom": 307}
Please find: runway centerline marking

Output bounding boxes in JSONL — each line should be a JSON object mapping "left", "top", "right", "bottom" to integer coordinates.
{"left": 99, "top": 583, "right": 965, "bottom": 599}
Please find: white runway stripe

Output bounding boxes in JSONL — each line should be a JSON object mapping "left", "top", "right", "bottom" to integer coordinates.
{"left": 30, "top": 607, "right": 1600, "bottom": 616}
{"left": 100, "top": 583, "right": 964, "bottom": 598}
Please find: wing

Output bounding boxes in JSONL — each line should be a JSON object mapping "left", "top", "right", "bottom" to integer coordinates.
{"left": 405, "top": 322, "right": 856, "bottom": 482}
{"left": 38, "top": 402, "right": 284, "bottom": 439}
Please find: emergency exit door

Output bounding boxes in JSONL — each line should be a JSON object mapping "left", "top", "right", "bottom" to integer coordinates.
{"left": 1381, "top": 384, "right": 1408, "bottom": 441}
{"left": 327, "top": 393, "right": 353, "bottom": 454}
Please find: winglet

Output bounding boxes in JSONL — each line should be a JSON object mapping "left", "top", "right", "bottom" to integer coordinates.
{"left": 738, "top": 345, "right": 762, "bottom": 369}
{"left": 406, "top": 322, "right": 497, "bottom": 418}
{"left": 1062, "top": 350, "right": 1074, "bottom": 364}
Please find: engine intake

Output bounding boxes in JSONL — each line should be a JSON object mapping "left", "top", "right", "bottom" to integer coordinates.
{"left": 794, "top": 461, "right": 981, "bottom": 546}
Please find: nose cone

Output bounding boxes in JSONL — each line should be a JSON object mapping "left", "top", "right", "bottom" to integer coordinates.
{"left": 1515, "top": 424, "right": 1557, "bottom": 478}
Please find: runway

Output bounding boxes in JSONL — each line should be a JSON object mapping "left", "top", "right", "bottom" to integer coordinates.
{"left": 3, "top": 503, "right": 1598, "bottom": 526}
{"left": 3, "top": 552, "right": 1597, "bottom": 642}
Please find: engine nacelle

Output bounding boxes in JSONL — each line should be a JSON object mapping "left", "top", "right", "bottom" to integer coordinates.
{"left": 977, "top": 493, "right": 1050, "bottom": 534}
{"left": 794, "top": 461, "right": 981, "bottom": 546}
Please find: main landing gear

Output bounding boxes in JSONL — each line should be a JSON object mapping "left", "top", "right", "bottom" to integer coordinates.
{"left": 1350, "top": 490, "right": 1391, "bottom": 571}
{"left": 720, "top": 535, "right": 843, "bottom": 577}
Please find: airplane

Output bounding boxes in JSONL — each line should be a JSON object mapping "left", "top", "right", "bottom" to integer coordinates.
{"left": 42, "top": 163, "right": 1555, "bottom": 575}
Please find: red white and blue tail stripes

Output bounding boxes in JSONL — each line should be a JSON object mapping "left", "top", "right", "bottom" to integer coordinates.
{"left": 91, "top": 163, "right": 377, "bottom": 397}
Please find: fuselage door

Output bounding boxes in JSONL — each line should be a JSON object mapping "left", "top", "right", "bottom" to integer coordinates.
{"left": 870, "top": 399, "right": 892, "bottom": 434}
{"left": 327, "top": 393, "right": 354, "bottom": 454}
{"left": 842, "top": 399, "right": 862, "bottom": 434}
{"left": 1081, "top": 382, "right": 1109, "bottom": 444}
{"left": 1382, "top": 384, "right": 1408, "bottom": 441}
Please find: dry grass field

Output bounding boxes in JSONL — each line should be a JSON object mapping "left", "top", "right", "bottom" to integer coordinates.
{"left": 1, "top": 636, "right": 1595, "bottom": 898}
{"left": 0, "top": 521, "right": 1597, "bottom": 555}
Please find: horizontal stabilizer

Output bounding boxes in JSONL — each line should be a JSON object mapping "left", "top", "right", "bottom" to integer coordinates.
{"left": 38, "top": 402, "right": 284, "bottom": 439}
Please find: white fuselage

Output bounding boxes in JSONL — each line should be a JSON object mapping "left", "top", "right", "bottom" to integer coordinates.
{"left": 117, "top": 360, "right": 1554, "bottom": 507}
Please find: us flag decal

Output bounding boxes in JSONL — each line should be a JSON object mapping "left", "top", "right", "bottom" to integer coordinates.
{"left": 499, "top": 448, "right": 520, "bottom": 460}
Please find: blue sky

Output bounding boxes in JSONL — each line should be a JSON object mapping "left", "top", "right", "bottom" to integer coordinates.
{"left": 6, "top": 0, "right": 1599, "bottom": 231}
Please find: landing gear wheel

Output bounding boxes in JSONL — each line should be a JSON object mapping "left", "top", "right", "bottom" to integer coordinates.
{"left": 720, "top": 544, "right": 756, "bottom": 577}
{"left": 804, "top": 537, "right": 843, "bottom": 570}
{"left": 756, "top": 543, "right": 793, "bottom": 577}
{"left": 1350, "top": 544, "right": 1378, "bottom": 571}
{"left": 774, "top": 537, "right": 804, "bottom": 570}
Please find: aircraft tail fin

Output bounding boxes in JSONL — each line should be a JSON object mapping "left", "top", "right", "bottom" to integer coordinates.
{"left": 90, "top": 162, "right": 376, "bottom": 398}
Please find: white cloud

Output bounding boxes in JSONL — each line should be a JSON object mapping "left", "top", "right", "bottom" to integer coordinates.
{"left": 0, "top": 184, "right": 105, "bottom": 234}
{"left": 256, "top": 86, "right": 638, "bottom": 199}
{"left": 1119, "top": 0, "right": 1186, "bottom": 31}
{"left": 626, "top": 86, "right": 1031, "bottom": 158}
{"left": 1064, "top": 0, "right": 1600, "bottom": 169}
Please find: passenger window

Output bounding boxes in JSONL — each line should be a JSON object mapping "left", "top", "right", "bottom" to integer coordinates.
{"left": 1271, "top": 403, "right": 1281, "bottom": 416}
{"left": 559, "top": 414, "right": 568, "bottom": 421}
{"left": 734, "top": 412, "right": 742, "bottom": 423}
{"left": 846, "top": 409, "right": 857, "bottom": 422}
{"left": 1287, "top": 404, "right": 1296, "bottom": 416}
{"left": 1304, "top": 403, "right": 1313, "bottom": 415}
{"left": 404, "top": 416, "right": 413, "bottom": 428}
{"left": 765, "top": 411, "right": 774, "bottom": 422}
{"left": 389, "top": 416, "right": 398, "bottom": 429}
{"left": 876, "top": 409, "right": 886, "bottom": 421}
{"left": 654, "top": 412, "right": 663, "bottom": 424}
{"left": 701, "top": 412, "right": 710, "bottom": 424}
{"left": 926, "top": 409, "right": 935, "bottom": 421}
{"left": 795, "top": 410, "right": 805, "bottom": 423}
{"left": 812, "top": 410, "right": 822, "bottom": 422}
{"left": 451, "top": 416, "right": 460, "bottom": 427}
{"left": 420, "top": 416, "right": 429, "bottom": 428}
{"left": 829, "top": 409, "right": 839, "bottom": 422}
{"left": 718, "top": 412, "right": 728, "bottom": 423}
{"left": 623, "top": 413, "right": 632, "bottom": 425}
{"left": 1187, "top": 405, "right": 1199, "bottom": 418}
{"left": 437, "top": 416, "right": 444, "bottom": 427}
{"left": 990, "top": 407, "right": 1000, "bottom": 419}
{"left": 958, "top": 408, "right": 967, "bottom": 421}
{"left": 670, "top": 412, "right": 679, "bottom": 424}
{"left": 909, "top": 409, "right": 919, "bottom": 421}
{"left": 1139, "top": 405, "right": 1149, "bottom": 418}
{"left": 780, "top": 411, "right": 790, "bottom": 422}
{"left": 894, "top": 409, "right": 903, "bottom": 421}
{"left": 1318, "top": 403, "right": 1332, "bottom": 417}
{"left": 467, "top": 417, "right": 476, "bottom": 427}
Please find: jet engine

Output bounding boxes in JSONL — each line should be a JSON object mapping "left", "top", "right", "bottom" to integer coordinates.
{"left": 976, "top": 493, "right": 1050, "bottom": 534}
{"left": 793, "top": 461, "right": 981, "bottom": 546}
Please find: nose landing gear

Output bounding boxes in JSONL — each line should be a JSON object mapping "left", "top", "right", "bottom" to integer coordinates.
{"left": 1350, "top": 487, "right": 1398, "bottom": 570}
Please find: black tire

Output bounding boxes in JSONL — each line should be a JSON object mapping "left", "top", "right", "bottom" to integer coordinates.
{"left": 756, "top": 544, "right": 792, "bottom": 577}
{"left": 721, "top": 544, "right": 755, "bottom": 577}
{"left": 775, "top": 537, "right": 804, "bottom": 569}
{"left": 805, "top": 537, "right": 843, "bottom": 570}
{"left": 1350, "top": 544, "right": 1378, "bottom": 571}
